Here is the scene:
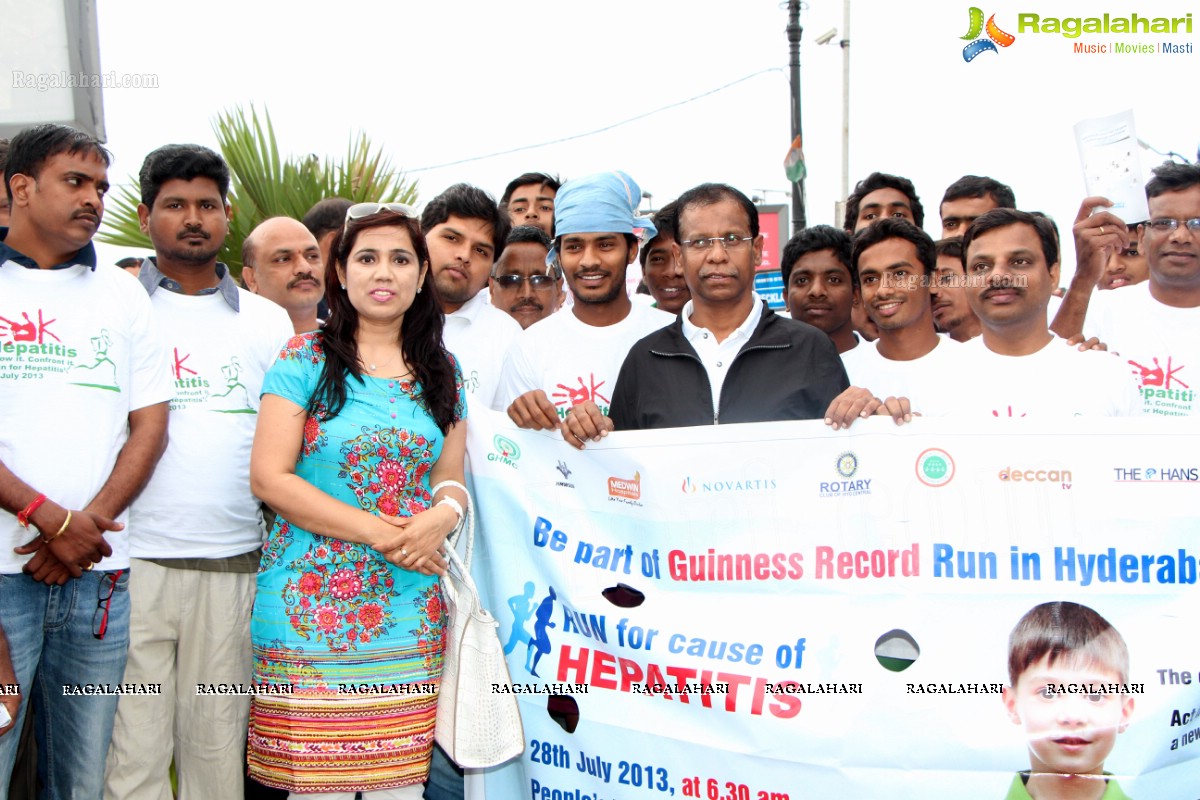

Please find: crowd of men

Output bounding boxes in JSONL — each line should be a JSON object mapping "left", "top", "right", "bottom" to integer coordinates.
{"left": 1, "top": 122, "right": 1197, "bottom": 800}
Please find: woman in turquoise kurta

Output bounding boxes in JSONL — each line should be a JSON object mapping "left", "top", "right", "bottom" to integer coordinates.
{"left": 247, "top": 207, "right": 467, "bottom": 798}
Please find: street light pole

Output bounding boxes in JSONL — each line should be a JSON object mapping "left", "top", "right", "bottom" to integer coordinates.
{"left": 840, "top": 0, "right": 851, "bottom": 205}
{"left": 787, "top": 0, "right": 806, "bottom": 232}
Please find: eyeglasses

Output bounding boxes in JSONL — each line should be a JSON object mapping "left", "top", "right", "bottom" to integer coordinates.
{"left": 493, "top": 274, "right": 556, "bottom": 290}
{"left": 1145, "top": 217, "right": 1200, "bottom": 234}
{"left": 344, "top": 202, "right": 418, "bottom": 230}
{"left": 679, "top": 234, "right": 755, "bottom": 251}
{"left": 93, "top": 569, "right": 124, "bottom": 640}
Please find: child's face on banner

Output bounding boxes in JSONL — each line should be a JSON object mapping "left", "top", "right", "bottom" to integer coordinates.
{"left": 1003, "top": 654, "right": 1134, "bottom": 776}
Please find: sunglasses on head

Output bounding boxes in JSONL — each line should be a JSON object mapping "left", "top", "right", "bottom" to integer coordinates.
{"left": 343, "top": 202, "right": 418, "bottom": 231}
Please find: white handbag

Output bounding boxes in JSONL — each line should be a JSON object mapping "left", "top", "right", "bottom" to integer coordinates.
{"left": 433, "top": 482, "right": 525, "bottom": 768}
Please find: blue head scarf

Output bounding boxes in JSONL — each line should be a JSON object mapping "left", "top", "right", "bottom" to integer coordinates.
{"left": 547, "top": 171, "right": 657, "bottom": 267}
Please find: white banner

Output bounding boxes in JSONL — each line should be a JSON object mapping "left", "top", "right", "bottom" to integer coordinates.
{"left": 466, "top": 411, "right": 1200, "bottom": 799}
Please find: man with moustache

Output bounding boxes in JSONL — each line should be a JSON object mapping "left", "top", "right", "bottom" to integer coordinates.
{"left": 242, "top": 216, "right": 326, "bottom": 334}
{"left": 566, "top": 183, "right": 848, "bottom": 436}
{"left": 104, "top": 145, "right": 292, "bottom": 800}
{"left": 489, "top": 225, "right": 564, "bottom": 328}
{"left": 498, "top": 171, "right": 674, "bottom": 434}
{"left": 0, "top": 124, "right": 172, "bottom": 799}
{"left": 781, "top": 225, "right": 862, "bottom": 353}
{"left": 421, "top": 183, "right": 519, "bottom": 409}
{"left": 952, "top": 209, "right": 1138, "bottom": 417}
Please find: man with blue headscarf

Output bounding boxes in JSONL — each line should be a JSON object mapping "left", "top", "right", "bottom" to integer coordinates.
{"left": 495, "top": 171, "right": 674, "bottom": 432}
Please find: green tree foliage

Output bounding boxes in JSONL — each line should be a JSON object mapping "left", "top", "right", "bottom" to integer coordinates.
{"left": 99, "top": 105, "right": 418, "bottom": 278}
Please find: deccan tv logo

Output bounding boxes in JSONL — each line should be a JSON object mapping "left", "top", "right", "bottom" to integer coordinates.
{"left": 608, "top": 472, "right": 641, "bottom": 501}
{"left": 961, "top": 7, "right": 1016, "bottom": 61}
{"left": 916, "top": 448, "right": 956, "bottom": 487}
{"left": 998, "top": 467, "right": 1073, "bottom": 489}
{"left": 488, "top": 435, "right": 520, "bottom": 468}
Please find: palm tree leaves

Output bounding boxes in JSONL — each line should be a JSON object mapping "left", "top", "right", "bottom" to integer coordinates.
{"left": 99, "top": 105, "right": 418, "bottom": 278}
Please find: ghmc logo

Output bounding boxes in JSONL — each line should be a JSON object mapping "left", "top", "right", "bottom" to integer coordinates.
{"left": 961, "top": 7, "right": 1016, "bottom": 61}
{"left": 488, "top": 434, "right": 521, "bottom": 468}
{"left": 916, "top": 448, "right": 956, "bottom": 487}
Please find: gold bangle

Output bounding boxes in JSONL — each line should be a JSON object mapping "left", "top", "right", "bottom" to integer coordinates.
{"left": 43, "top": 510, "right": 72, "bottom": 544}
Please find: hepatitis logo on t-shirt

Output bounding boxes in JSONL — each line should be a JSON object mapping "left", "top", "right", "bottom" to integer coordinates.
{"left": 0, "top": 309, "right": 58, "bottom": 344}
{"left": 169, "top": 348, "right": 254, "bottom": 414}
{"left": 552, "top": 373, "right": 610, "bottom": 418}
{"left": 1129, "top": 355, "right": 1194, "bottom": 417}
{"left": 1, "top": 307, "right": 126, "bottom": 391}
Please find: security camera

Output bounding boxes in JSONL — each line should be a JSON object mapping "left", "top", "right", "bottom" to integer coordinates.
{"left": 814, "top": 28, "right": 837, "bottom": 45}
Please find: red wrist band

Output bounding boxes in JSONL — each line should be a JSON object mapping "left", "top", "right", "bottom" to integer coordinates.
{"left": 17, "top": 493, "right": 48, "bottom": 528}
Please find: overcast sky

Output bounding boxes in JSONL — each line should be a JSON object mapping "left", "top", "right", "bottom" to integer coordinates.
{"left": 9, "top": 0, "right": 1200, "bottom": 273}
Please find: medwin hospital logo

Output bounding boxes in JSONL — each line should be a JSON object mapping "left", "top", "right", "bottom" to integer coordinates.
{"left": 961, "top": 7, "right": 1016, "bottom": 61}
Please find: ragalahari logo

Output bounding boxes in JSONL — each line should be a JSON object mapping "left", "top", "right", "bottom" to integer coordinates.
{"left": 961, "top": 7, "right": 1016, "bottom": 61}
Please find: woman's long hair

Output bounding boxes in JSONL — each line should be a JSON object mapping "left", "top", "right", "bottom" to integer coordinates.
{"left": 307, "top": 210, "right": 459, "bottom": 434}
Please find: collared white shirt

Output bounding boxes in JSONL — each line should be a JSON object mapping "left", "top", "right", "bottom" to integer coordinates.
{"left": 681, "top": 293, "right": 765, "bottom": 416}
{"left": 443, "top": 289, "right": 522, "bottom": 409}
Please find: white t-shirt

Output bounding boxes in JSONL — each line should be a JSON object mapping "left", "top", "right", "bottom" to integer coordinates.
{"left": 130, "top": 287, "right": 293, "bottom": 558}
{"left": 443, "top": 289, "right": 521, "bottom": 410}
{"left": 838, "top": 337, "right": 963, "bottom": 416}
{"left": 1083, "top": 283, "right": 1199, "bottom": 418}
{"left": 946, "top": 335, "right": 1141, "bottom": 417}
{"left": 0, "top": 262, "right": 173, "bottom": 572}
{"left": 496, "top": 301, "right": 675, "bottom": 418}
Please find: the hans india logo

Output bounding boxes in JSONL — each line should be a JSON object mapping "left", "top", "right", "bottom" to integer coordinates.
{"left": 819, "top": 451, "right": 871, "bottom": 497}
{"left": 1113, "top": 465, "right": 1199, "bottom": 483}
{"left": 681, "top": 475, "right": 777, "bottom": 494}
{"left": 555, "top": 460, "right": 575, "bottom": 489}
{"left": 488, "top": 435, "right": 520, "bottom": 469}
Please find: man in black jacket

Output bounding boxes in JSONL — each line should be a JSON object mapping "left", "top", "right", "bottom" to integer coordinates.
{"left": 565, "top": 184, "right": 902, "bottom": 443}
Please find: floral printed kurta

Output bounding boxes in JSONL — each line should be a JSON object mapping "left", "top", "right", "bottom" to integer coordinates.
{"left": 248, "top": 332, "right": 464, "bottom": 793}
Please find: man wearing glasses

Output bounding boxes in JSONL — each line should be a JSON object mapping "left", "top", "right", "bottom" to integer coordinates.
{"left": 1056, "top": 162, "right": 1200, "bottom": 418}
{"left": 0, "top": 125, "right": 172, "bottom": 799}
{"left": 489, "top": 225, "right": 564, "bottom": 329}
{"left": 567, "top": 183, "right": 848, "bottom": 436}
{"left": 421, "top": 184, "right": 519, "bottom": 410}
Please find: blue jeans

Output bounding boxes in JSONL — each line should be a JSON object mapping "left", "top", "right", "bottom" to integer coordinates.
{"left": 0, "top": 570, "right": 131, "bottom": 800}
{"left": 423, "top": 744, "right": 464, "bottom": 800}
